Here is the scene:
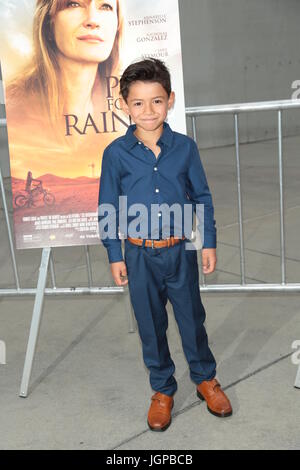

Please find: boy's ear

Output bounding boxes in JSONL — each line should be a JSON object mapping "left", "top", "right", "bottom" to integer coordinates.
{"left": 168, "top": 91, "right": 175, "bottom": 110}
{"left": 119, "top": 95, "right": 130, "bottom": 116}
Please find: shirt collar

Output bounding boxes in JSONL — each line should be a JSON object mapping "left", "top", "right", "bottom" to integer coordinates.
{"left": 124, "top": 121, "right": 174, "bottom": 150}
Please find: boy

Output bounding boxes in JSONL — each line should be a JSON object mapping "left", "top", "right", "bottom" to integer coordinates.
{"left": 98, "top": 58, "right": 232, "bottom": 432}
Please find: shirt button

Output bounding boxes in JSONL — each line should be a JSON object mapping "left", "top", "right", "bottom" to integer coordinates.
{"left": 154, "top": 167, "right": 158, "bottom": 171}
{"left": 145, "top": 147, "right": 149, "bottom": 150}
{"left": 158, "top": 212, "right": 162, "bottom": 217}
{"left": 138, "top": 141, "right": 142, "bottom": 145}
{"left": 155, "top": 188, "right": 159, "bottom": 193}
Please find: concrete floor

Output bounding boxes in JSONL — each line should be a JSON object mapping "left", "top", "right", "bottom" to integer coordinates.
{"left": 0, "top": 136, "right": 300, "bottom": 450}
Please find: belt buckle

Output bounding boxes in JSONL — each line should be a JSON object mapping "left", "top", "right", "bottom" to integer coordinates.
{"left": 151, "top": 239, "right": 155, "bottom": 249}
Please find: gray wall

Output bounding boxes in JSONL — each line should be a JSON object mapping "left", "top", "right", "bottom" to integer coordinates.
{"left": 179, "top": 0, "right": 300, "bottom": 147}
{"left": 1, "top": 0, "right": 300, "bottom": 176}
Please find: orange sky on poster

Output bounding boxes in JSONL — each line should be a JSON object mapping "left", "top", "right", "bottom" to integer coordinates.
{"left": 6, "top": 101, "right": 128, "bottom": 180}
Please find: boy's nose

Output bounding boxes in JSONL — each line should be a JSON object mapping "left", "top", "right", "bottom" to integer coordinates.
{"left": 144, "top": 102, "right": 154, "bottom": 114}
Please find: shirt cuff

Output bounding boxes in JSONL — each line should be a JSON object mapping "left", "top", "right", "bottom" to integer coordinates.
{"left": 107, "top": 244, "right": 124, "bottom": 264}
{"left": 202, "top": 232, "right": 217, "bottom": 249}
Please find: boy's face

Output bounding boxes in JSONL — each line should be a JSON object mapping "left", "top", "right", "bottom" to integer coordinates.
{"left": 121, "top": 81, "right": 175, "bottom": 133}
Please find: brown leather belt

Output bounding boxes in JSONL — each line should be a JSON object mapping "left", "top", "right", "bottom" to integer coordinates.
{"left": 127, "top": 236, "right": 185, "bottom": 249}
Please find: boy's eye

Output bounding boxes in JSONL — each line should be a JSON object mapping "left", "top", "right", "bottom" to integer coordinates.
{"left": 154, "top": 99, "right": 162, "bottom": 104}
{"left": 134, "top": 102, "right": 142, "bottom": 107}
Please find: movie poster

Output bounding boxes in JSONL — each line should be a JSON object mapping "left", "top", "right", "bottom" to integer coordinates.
{"left": 0, "top": 0, "right": 186, "bottom": 249}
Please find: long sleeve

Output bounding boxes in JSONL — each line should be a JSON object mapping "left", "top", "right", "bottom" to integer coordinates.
{"left": 186, "top": 140, "right": 217, "bottom": 249}
{"left": 98, "top": 146, "right": 123, "bottom": 263}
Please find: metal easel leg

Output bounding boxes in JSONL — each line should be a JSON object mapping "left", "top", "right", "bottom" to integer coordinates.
{"left": 19, "top": 247, "right": 51, "bottom": 397}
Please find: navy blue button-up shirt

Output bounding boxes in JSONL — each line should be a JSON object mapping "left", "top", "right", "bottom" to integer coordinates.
{"left": 98, "top": 122, "right": 216, "bottom": 263}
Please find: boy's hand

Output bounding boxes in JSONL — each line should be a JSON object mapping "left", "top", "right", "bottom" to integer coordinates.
{"left": 202, "top": 248, "right": 217, "bottom": 274}
{"left": 110, "top": 261, "right": 128, "bottom": 286}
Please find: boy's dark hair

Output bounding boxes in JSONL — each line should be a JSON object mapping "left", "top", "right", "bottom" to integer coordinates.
{"left": 120, "top": 58, "right": 172, "bottom": 102}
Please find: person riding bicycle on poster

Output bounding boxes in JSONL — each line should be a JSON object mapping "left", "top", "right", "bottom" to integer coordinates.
{"left": 15, "top": 172, "right": 55, "bottom": 209}
{"left": 25, "top": 171, "right": 42, "bottom": 195}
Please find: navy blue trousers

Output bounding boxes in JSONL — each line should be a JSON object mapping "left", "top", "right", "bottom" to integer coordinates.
{"left": 124, "top": 238, "right": 217, "bottom": 397}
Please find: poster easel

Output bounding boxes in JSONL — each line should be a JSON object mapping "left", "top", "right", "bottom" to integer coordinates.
{"left": 18, "top": 244, "right": 135, "bottom": 398}
{"left": 19, "top": 245, "right": 136, "bottom": 397}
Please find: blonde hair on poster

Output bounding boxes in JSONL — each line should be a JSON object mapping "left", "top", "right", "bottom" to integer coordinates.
{"left": 7, "top": 0, "right": 124, "bottom": 124}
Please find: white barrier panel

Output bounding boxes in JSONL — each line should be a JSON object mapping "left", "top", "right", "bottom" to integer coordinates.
{"left": 2, "top": 99, "right": 300, "bottom": 293}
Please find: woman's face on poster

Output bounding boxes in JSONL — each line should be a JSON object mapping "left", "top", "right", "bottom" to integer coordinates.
{"left": 52, "top": 0, "right": 118, "bottom": 64}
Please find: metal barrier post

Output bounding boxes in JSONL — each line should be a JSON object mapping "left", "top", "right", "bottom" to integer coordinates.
{"left": 191, "top": 116, "right": 197, "bottom": 142}
{"left": 49, "top": 252, "right": 56, "bottom": 289}
{"left": 84, "top": 245, "right": 93, "bottom": 287}
{"left": 278, "top": 110, "right": 286, "bottom": 284}
{"left": 189, "top": 116, "right": 204, "bottom": 286}
{"left": 234, "top": 113, "right": 246, "bottom": 284}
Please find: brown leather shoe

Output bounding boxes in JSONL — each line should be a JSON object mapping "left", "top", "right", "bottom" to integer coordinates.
{"left": 197, "top": 378, "right": 232, "bottom": 418}
{"left": 147, "top": 392, "right": 174, "bottom": 432}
